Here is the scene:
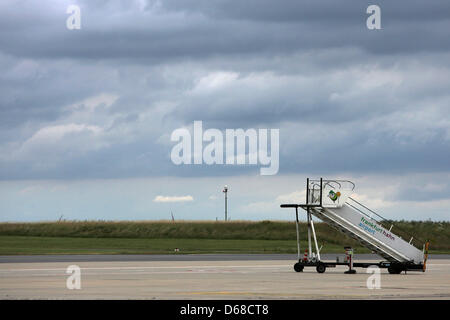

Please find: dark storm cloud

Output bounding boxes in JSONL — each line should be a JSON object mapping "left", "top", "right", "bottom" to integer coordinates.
{"left": 0, "top": 0, "right": 449, "bottom": 180}
{"left": 158, "top": 0, "right": 450, "bottom": 23}
{"left": 1, "top": 0, "right": 449, "bottom": 62}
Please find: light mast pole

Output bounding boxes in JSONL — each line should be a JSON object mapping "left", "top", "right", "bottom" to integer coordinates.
{"left": 223, "top": 185, "right": 228, "bottom": 221}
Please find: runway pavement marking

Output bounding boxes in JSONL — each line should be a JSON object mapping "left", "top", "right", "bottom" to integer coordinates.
{"left": 178, "top": 291, "right": 395, "bottom": 298}
{"left": 0, "top": 264, "right": 289, "bottom": 273}
{"left": 0, "top": 269, "right": 291, "bottom": 277}
{"left": 185, "top": 291, "right": 265, "bottom": 296}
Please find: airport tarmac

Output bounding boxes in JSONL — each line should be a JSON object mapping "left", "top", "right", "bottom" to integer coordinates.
{"left": 0, "top": 256, "right": 449, "bottom": 299}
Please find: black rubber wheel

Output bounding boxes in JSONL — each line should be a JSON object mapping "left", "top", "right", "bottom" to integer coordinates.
{"left": 388, "top": 266, "right": 402, "bottom": 274}
{"left": 294, "top": 263, "right": 304, "bottom": 272}
{"left": 316, "top": 264, "right": 326, "bottom": 274}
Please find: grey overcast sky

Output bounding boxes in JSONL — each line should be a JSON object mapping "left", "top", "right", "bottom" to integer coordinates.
{"left": 0, "top": 0, "right": 449, "bottom": 221}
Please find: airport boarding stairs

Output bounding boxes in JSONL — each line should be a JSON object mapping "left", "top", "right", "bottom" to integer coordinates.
{"left": 281, "top": 178, "right": 428, "bottom": 273}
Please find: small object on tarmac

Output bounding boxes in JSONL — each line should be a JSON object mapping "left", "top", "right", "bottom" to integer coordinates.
{"left": 303, "top": 249, "right": 308, "bottom": 262}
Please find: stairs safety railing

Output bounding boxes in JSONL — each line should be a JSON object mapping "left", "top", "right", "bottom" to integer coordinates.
{"left": 346, "top": 197, "right": 425, "bottom": 250}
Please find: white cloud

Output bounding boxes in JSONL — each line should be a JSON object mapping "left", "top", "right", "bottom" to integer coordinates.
{"left": 1, "top": 123, "right": 107, "bottom": 164}
{"left": 276, "top": 190, "right": 306, "bottom": 203}
{"left": 25, "top": 123, "right": 102, "bottom": 145}
{"left": 350, "top": 192, "right": 394, "bottom": 210}
{"left": 191, "top": 71, "right": 239, "bottom": 93}
{"left": 241, "top": 200, "right": 278, "bottom": 213}
{"left": 66, "top": 93, "right": 119, "bottom": 112}
{"left": 19, "top": 185, "right": 43, "bottom": 195}
{"left": 153, "top": 195, "right": 194, "bottom": 203}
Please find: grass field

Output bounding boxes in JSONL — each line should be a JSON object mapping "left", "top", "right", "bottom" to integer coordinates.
{"left": 0, "top": 220, "right": 448, "bottom": 255}
{"left": 0, "top": 236, "right": 356, "bottom": 255}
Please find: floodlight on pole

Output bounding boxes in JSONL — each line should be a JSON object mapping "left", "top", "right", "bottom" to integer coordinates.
{"left": 222, "top": 185, "right": 228, "bottom": 221}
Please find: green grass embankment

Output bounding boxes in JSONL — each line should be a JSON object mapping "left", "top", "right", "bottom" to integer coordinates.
{"left": 0, "top": 220, "right": 447, "bottom": 255}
